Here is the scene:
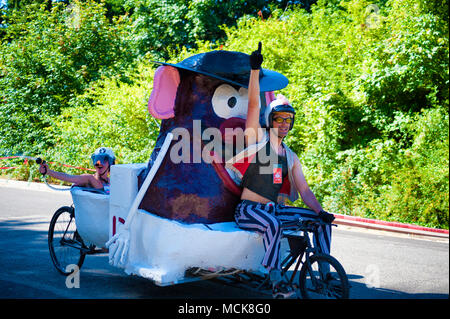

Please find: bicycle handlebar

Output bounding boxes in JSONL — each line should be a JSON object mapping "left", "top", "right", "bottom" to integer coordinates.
{"left": 281, "top": 218, "right": 335, "bottom": 232}
{"left": 34, "top": 157, "right": 72, "bottom": 191}
{"left": 35, "top": 157, "right": 47, "bottom": 176}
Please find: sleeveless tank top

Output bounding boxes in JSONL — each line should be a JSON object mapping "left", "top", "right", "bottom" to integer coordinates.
{"left": 241, "top": 142, "right": 288, "bottom": 202}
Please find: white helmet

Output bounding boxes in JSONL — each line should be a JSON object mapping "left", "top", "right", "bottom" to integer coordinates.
{"left": 263, "top": 94, "right": 296, "bottom": 130}
{"left": 91, "top": 147, "right": 116, "bottom": 166}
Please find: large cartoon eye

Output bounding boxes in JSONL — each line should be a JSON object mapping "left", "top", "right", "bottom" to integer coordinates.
{"left": 211, "top": 84, "right": 249, "bottom": 119}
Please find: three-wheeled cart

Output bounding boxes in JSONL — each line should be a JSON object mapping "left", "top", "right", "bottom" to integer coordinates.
{"left": 48, "top": 163, "right": 349, "bottom": 299}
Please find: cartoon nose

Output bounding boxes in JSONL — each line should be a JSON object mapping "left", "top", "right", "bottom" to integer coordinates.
{"left": 96, "top": 160, "right": 102, "bottom": 166}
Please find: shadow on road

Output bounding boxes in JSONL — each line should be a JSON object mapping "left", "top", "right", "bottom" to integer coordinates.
{"left": 345, "top": 274, "right": 448, "bottom": 299}
{"left": 0, "top": 217, "right": 263, "bottom": 299}
{"left": 0, "top": 217, "right": 448, "bottom": 299}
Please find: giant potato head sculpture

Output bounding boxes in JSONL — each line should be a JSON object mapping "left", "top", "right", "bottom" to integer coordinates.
{"left": 138, "top": 50, "right": 288, "bottom": 224}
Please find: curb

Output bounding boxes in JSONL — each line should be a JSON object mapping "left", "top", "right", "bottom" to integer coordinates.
{"left": 0, "top": 178, "right": 70, "bottom": 193}
{"left": 1, "top": 178, "right": 448, "bottom": 239}
{"left": 334, "top": 214, "right": 449, "bottom": 239}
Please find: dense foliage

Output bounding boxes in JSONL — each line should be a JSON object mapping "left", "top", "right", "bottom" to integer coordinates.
{"left": 216, "top": 0, "right": 448, "bottom": 228}
{"left": 122, "top": 0, "right": 310, "bottom": 59}
{"left": 1, "top": 0, "right": 448, "bottom": 229}
{"left": 0, "top": 1, "right": 135, "bottom": 154}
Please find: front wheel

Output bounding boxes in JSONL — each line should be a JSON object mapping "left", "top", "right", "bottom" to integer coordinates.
{"left": 48, "top": 206, "right": 86, "bottom": 276}
{"left": 299, "top": 253, "right": 350, "bottom": 299}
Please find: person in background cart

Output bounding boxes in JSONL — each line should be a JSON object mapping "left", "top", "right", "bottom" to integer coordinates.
{"left": 39, "top": 147, "right": 115, "bottom": 194}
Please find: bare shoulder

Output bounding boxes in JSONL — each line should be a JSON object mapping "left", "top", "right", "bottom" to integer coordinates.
{"left": 79, "top": 174, "right": 102, "bottom": 188}
{"left": 291, "top": 151, "right": 302, "bottom": 168}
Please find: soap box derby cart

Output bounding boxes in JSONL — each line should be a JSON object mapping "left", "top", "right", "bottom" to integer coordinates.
{"left": 48, "top": 158, "right": 349, "bottom": 299}
{"left": 46, "top": 49, "right": 350, "bottom": 298}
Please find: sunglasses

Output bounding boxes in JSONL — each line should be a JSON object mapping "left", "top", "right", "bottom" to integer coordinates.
{"left": 92, "top": 154, "right": 110, "bottom": 166}
{"left": 273, "top": 117, "right": 293, "bottom": 124}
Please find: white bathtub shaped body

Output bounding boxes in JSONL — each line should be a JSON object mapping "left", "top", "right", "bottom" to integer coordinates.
{"left": 125, "top": 210, "right": 269, "bottom": 285}
{"left": 71, "top": 187, "right": 110, "bottom": 248}
{"left": 71, "top": 163, "right": 286, "bottom": 286}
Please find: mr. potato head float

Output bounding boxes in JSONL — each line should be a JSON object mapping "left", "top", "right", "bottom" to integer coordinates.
{"left": 138, "top": 48, "right": 289, "bottom": 224}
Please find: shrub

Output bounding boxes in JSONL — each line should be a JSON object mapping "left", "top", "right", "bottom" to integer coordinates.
{"left": 46, "top": 63, "right": 159, "bottom": 169}
{"left": 0, "top": 0, "right": 135, "bottom": 155}
{"left": 214, "top": 0, "right": 448, "bottom": 228}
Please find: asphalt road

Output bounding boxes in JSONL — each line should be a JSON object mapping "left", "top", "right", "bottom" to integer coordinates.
{"left": 0, "top": 181, "right": 448, "bottom": 300}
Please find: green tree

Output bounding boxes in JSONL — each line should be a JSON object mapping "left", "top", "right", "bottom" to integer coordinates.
{"left": 47, "top": 63, "right": 159, "bottom": 171}
{"left": 211, "top": 0, "right": 448, "bottom": 228}
{"left": 124, "top": 0, "right": 315, "bottom": 59}
{"left": 0, "top": 0, "right": 135, "bottom": 155}
{"left": 1, "top": 0, "right": 447, "bottom": 228}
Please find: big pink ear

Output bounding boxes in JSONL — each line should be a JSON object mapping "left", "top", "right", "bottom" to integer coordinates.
{"left": 148, "top": 65, "right": 180, "bottom": 119}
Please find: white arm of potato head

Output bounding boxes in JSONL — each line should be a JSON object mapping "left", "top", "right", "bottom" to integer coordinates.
{"left": 123, "top": 132, "right": 173, "bottom": 230}
{"left": 106, "top": 132, "right": 173, "bottom": 267}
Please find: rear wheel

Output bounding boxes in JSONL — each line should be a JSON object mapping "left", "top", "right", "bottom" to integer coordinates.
{"left": 299, "top": 253, "right": 350, "bottom": 299}
{"left": 48, "top": 206, "right": 86, "bottom": 276}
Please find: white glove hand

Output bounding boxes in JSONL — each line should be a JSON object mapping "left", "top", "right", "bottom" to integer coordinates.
{"left": 106, "top": 229, "right": 130, "bottom": 268}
